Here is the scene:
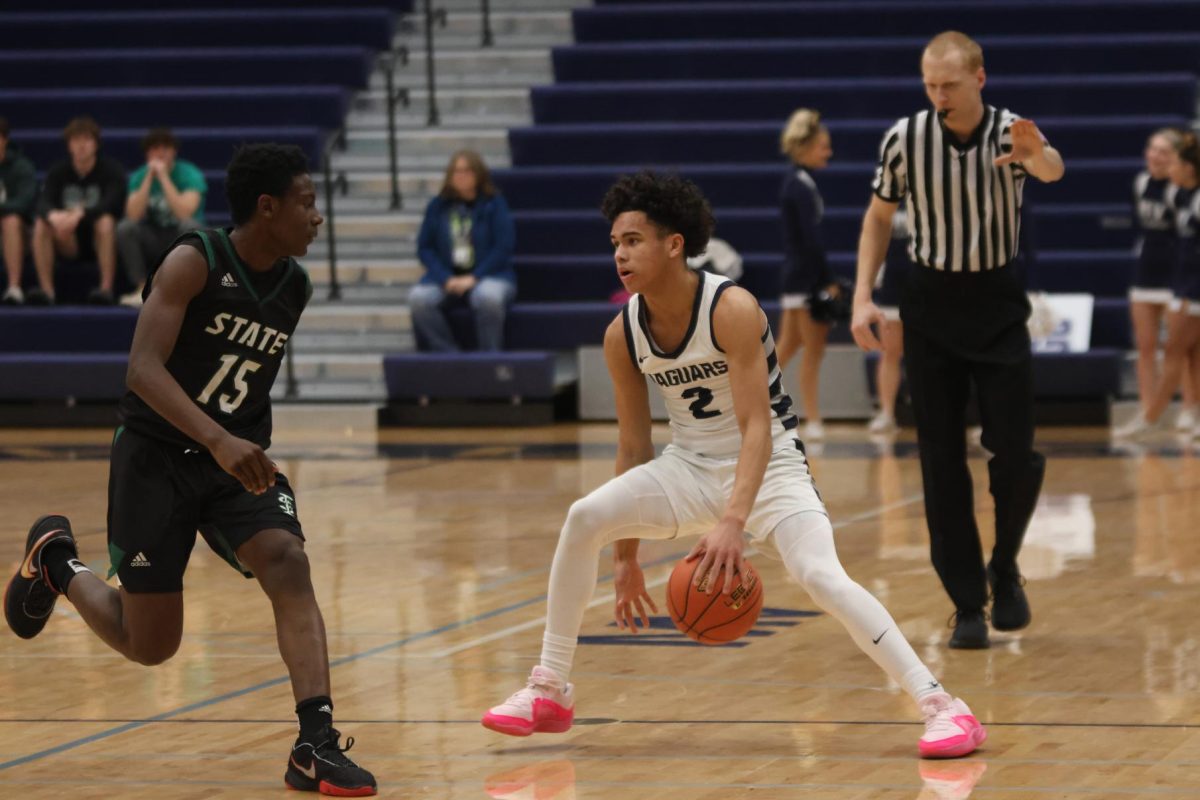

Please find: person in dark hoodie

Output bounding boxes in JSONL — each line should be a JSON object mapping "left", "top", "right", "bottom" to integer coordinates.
{"left": 0, "top": 118, "right": 38, "bottom": 305}
{"left": 30, "top": 116, "right": 127, "bottom": 305}
{"left": 409, "top": 150, "right": 516, "bottom": 351}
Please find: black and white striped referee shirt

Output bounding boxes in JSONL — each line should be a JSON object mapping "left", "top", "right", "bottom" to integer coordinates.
{"left": 872, "top": 105, "right": 1042, "bottom": 273}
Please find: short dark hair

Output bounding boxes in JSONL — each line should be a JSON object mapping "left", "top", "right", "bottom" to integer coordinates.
{"left": 141, "top": 127, "right": 178, "bottom": 153}
{"left": 600, "top": 171, "right": 715, "bottom": 259}
{"left": 0, "top": 118, "right": 9, "bottom": 140}
{"left": 63, "top": 116, "right": 101, "bottom": 143}
{"left": 225, "top": 143, "right": 309, "bottom": 225}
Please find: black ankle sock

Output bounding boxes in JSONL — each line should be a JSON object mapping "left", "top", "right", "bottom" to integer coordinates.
{"left": 41, "top": 543, "right": 87, "bottom": 595}
{"left": 296, "top": 696, "right": 334, "bottom": 742}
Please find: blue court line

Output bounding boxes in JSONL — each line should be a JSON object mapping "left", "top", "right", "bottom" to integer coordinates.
{"left": 0, "top": 593, "right": 544, "bottom": 772}
{"left": 0, "top": 548, "right": 687, "bottom": 772}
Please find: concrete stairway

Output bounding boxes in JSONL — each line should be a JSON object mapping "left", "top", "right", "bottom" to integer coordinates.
{"left": 278, "top": 0, "right": 588, "bottom": 402}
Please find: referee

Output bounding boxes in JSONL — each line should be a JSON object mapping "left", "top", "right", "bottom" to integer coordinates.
{"left": 851, "top": 31, "right": 1065, "bottom": 649}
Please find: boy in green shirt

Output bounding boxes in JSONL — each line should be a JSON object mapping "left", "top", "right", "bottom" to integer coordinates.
{"left": 117, "top": 128, "right": 207, "bottom": 305}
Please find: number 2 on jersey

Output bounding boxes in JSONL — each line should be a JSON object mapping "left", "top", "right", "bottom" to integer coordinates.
{"left": 197, "top": 354, "right": 261, "bottom": 413}
{"left": 681, "top": 386, "right": 721, "bottom": 419}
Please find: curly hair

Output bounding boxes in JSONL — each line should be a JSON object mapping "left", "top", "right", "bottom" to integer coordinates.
{"left": 225, "top": 143, "right": 309, "bottom": 225}
{"left": 600, "top": 171, "right": 715, "bottom": 259}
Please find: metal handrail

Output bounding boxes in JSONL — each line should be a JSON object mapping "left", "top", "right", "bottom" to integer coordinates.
{"left": 481, "top": 0, "right": 493, "bottom": 47}
{"left": 284, "top": 340, "right": 299, "bottom": 399}
{"left": 379, "top": 47, "right": 411, "bottom": 209}
{"left": 423, "top": 0, "right": 448, "bottom": 126}
{"left": 321, "top": 127, "right": 349, "bottom": 301}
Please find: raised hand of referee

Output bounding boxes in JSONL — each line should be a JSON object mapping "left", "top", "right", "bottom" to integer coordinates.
{"left": 994, "top": 119, "right": 1046, "bottom": 167}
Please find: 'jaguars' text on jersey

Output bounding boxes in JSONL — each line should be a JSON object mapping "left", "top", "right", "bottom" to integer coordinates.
{"left": 623, "top": 270, "right": 801, "bottom": 459}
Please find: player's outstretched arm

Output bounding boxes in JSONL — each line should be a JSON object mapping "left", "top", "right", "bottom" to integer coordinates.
{"left": 126, "top": 246, "right": 276, "bottom": 495}
{"left": 687, "top": 287, "right": 772, "bottom": 594}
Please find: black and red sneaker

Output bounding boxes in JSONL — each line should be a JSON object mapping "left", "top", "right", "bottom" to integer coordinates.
{"left": 4, "top": 515, "right": 78, "bottom": 639}
{"left": 285, "top": 726, "right": 376, "bottom": 797}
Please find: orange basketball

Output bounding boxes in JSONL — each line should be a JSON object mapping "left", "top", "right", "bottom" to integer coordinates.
{"left": 666, "top": 556, "right": 763, "bottom": 644}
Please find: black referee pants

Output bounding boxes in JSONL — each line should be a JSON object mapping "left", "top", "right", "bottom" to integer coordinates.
{"left": 903, "top": 324, "right": 1046, "bottom": 614}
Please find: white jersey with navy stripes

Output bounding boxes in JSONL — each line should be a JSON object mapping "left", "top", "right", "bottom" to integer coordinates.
{"left": 622, "top": 270, "right": 800, "bottom": 459}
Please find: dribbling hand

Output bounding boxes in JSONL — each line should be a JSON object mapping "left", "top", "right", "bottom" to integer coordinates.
{"left": 686, "top": 521, "right": 746, "bottom": 596}
{"left": 613, "top": 559, "right": 658, "bottom": 633}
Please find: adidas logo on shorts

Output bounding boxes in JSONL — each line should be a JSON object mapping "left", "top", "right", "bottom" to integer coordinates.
{"left": 130, "top": 552, "right": 152, "bottom": 567}
{"left": 220, "top": 272, "right": 238, "bottom": 288}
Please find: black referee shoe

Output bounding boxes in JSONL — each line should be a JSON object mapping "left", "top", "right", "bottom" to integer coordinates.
{"left": 988, "top": 564, "right": 1031, "bottom": 632}
{"left": 4, "top": 515, "right": 77, "bottom": 640}
{"left": 948, "top": 610, "right": 990, "bottom": 650}
{"left": 285, "top": 726, "right": 377, "bottom": 797}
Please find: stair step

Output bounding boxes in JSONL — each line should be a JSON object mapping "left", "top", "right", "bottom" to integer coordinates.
{"left": 307, "top": 239, "right": 417, "bottom": 259}
{"left": 342, "top": 111, "right": 530, "bottom": 131}
{"left": 310, "top": 284, "right": 415, "bottom": 303}
{"left": 384, "top": 71, "right": 551, "bottom": 90}
{"left": 271, "top": 381, "right": 389, "bottom": 402}
{"left": 352, "top": 87, "right": 530, "bottom": 118}
{"left": 320, "top": 194, "right": 433, "bottom": 215}
{"left": 373, "top": 50, "right": 552, "bottom": 90}
{"left": 300, "top": 303, "right": 411, "bottom": 332}
{"left": 286, "top": 353, "right": 384, "bottom": 382}
{"left": 291, "top": 330, "right": 415, "bottom": 352}
{"left": 320, "top": 269, "right": 419, "bottom": 286}
{"left": 329, "top": 151, "right": 510, "bottom": 170}
{"left": 396, "top": 10, "right": 575, "bottom": 42}
{"left": 416, "top": 0, "right": 587, "bottom": 11}
{"left": 342, "top": 128, "right": 510, "bottom": 158}
{"left": 323, "top": 212, "right": 422, "bottom": 239}
{"left": 301, "top": 259, "right": 422, "bottom": 289}
{"left": 271, "top": 402, "right": 382, "bottom": 429}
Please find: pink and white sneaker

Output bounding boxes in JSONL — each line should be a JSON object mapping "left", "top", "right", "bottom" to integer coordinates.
{"left": 918, "top": 693, "right": 987, "bottom": 759}
{"left": 482, "top": 666, "right": 575, "bottom": 737}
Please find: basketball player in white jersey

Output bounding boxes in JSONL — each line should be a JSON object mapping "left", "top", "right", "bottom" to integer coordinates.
{"left": 481, "top": 172, "right": 986, "bottom": 758}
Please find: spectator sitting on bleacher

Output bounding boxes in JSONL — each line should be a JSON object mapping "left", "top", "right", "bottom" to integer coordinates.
{"left": 30, "top": 116, "right": 126, "bottom": 306}
{"left": 117, "top": 128, "right": 207, "bottom": 307}
{"left": 410, "top": 150, "right": 516, "bottom": 352}
{"left": 0, "top": 117, "right": 37, "bottom": 306}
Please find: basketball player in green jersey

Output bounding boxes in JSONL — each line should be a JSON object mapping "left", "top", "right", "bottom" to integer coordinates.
{"left": 4, "top": 144, "right": 376, "bottom": 797}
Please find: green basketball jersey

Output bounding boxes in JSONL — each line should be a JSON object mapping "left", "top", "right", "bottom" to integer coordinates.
{"left": 118, "top": 227, "right": 312, "bottom": 450}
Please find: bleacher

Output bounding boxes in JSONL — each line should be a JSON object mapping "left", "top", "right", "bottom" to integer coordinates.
{"left": 3, "top": 0, "right": 1199, "bottom": 421}
{"left": 0, "top": 2, "right": 411, "bottom": 414}
{"left": 480, "top": 0, "right": 1198, "bottom": 414}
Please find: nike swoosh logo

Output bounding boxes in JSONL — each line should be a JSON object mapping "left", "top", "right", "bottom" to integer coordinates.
{"left": 20, "top": 530, "right": 65, "bottom": 579}
{"left": 291, "top": 756, "right": 317, "bottom": 780}
{"left": 872, "top": 629, "right": 889, "bottom": 645}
